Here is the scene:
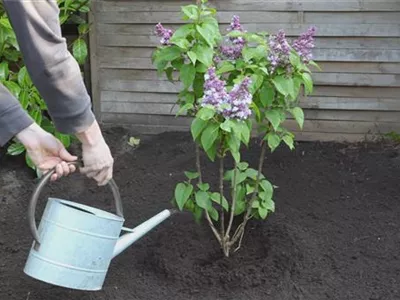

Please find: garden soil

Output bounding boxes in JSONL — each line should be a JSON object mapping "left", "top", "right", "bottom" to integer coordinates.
{"left": 1, "top": 126, "right": 400, "bottom": 300}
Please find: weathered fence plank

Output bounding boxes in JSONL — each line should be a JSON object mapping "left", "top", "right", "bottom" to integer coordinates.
{"left": 91, "top": 0, "right": 400, "bottom": 141}
{"left": 97, "top": 1, "right": 400, "bottom": 12}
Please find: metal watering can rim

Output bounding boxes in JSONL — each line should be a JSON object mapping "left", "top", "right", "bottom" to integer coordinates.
{"left": 48, "top": 198, "right": 125, "bottom": 222}
{"left": 28, "top": 161, "right": 124, "bottom": 246}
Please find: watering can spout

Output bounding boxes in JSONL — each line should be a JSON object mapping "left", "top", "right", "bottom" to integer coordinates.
{"left": 112, "top": 209, "right": 174, "bottom": 258}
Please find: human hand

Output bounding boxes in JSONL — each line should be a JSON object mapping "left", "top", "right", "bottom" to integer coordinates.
{"left": 16, "top": 123, "right": 78, "bottom": 181}
{"left": 75, "top": 120, "right": 114, "bottom": 186}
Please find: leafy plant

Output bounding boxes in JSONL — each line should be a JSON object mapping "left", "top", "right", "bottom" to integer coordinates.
{"left": 1, "top": 0, "right": 91, "bottom": 171}
{"left": 153, "top": 0, "right": 319, "bottom": 257}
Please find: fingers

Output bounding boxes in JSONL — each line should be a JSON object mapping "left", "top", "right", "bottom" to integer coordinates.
{"left": 48, "top": 162, "right": 77, "bottom": 181}
{"left": 59, "top": 147, "right": 78, "bottom": 162}
{"left": 81, "top": 165, "right": 113, "bottom": 186}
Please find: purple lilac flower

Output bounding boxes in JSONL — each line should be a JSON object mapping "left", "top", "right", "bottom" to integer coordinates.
{"left": 226, "top": 77, "right": 252, "bottom": 120}
{"left": 219, "top": 15, "right": 247, "bottom": 60}
{"left": 268, "top": 30, "right": 290, "bottom": 71}
{"left": 227, "top": 15, "right": 245, "bottom": 32}
{"left": 154, "top": 23, "right": 173, "bottom": 45}
{"left": 292, "top": 26, "right": 317, "bottom": 63}
{"left": 201, "top": 67, "right": 230, "bottom": 111}
{"left": 201, "top": 68, "right": 252, "bottom": 120}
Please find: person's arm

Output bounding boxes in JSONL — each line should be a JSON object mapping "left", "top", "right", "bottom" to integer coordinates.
{"left": 3, "top": 0, "right": 95, "bottom": 134}
{"left": 0, "top": 84, "right": 33, "bottom": 147}
{"left": 1, "top": 0, "right": 113, "bottom": 185}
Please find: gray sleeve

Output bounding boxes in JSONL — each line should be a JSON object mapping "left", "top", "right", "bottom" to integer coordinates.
{"left": 0, "top": 0, "right": 95, "bottom": 146}
{"left": 0, "top": 84, "right": 33, "bottom": 146}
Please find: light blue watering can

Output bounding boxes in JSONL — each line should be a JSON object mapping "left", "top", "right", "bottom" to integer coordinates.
{"left": 24, "top": 163, "right": 174, "bottom": 291}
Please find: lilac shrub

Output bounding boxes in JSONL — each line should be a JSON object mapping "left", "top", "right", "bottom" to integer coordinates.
{"left": 152, "top": 0, "right": 319, "bottom": 257}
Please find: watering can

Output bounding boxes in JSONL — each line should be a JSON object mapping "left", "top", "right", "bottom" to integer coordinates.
{"left": 23, "top": 163, "right": 174, "bottom": 291}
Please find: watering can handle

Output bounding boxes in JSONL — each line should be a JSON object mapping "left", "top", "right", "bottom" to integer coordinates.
{"left": 28, "top": 161, "right": 124, "bottom": 245}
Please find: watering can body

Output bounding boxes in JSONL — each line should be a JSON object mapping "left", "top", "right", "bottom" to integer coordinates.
{"left": 24, "top": 163, "right": 173, "bottom": 291}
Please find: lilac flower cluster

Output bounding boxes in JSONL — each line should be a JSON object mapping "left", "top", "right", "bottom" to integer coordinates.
{"left": 154, "top": 23, "right": 173, "bottom": 45}
{"left": 202, "top": 67, "right": 230, "bottom": 109}
{"left": 201, "top": 68, "right": 252, "bottom": 120}
{"left": 267, "top": 30, "right": 291, "bottom": 71}
{"left": 292, "top": 26, "right": 316, "bottom": 63}
{"left": 219, "top": 15, "right": 246, "bottom": 60}
{"left": 225, "top": 77, "right": 252, "bottom": 120}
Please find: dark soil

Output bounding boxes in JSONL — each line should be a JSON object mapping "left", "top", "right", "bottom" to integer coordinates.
{"left": 1, "top": 126, "right": 400, "bottom": 300}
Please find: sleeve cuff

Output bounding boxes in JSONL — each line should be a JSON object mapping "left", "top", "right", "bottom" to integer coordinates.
{"left": 0, "top": 104, "right": 34, "bottom": 147}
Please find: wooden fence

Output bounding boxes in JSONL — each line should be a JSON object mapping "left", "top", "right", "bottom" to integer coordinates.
{"left": 88, "top": 0, "right": 400, "bottom": 142}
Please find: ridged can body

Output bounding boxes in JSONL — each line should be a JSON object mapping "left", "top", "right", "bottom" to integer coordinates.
{"left": 24, "top": 198, "right": 124, "bottom": 290}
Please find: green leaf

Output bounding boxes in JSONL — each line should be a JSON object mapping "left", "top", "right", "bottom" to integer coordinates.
{"left": 165, "top": 67, "right": 174, "bottom": 82}
{"left": 19, "top": 90, "right": 29, "bottom": 109}
{"left": 72, "top": 38, "right": 88, "bottom": 65}
{"left": 266, "top": 132, "right": 281, "bottom": 152}
{"left": 210, "top": 193, "right": 229, "bottom": 211}
{"left": 187, "top": 51, "right": 197, "bottom": 65}
{"left": 220, "top": 119, "right": 234, "bottom": 132}
{"left": 250, "top": 74, "right": 264, "bottom": 94}
{"left": 78, "top": 23, "right": 89, "bottom": 35}
{"left": 7, "top": 142, "right": 25, "bottom": 156}
{"left": 283, "top": 135, "right": 294, "bottom": 150}
{"left": 171, "top": 24, "right": 194, "bottom": 40}
{"left": 195, "top": 191, "right": 211, "bottom": 210}
{"left": 260, "top": 180, "right": 273, "bottom": 199}
{"left": 196, "top": 24, "right": 214, "bottom": 48}
{"left": 237, "top": 162, "right": 249, "bottom": 171}
{"left": 272, "top": 76, "right": 294, "bottom": 98}
{"left": 289, "top": 52, "right": 301, "bottom": 68}
{"left": 262, "top": 198, "right": 275, "bottom": 212}
{"left": 265, "top": 110, "right": 281, "bottom": 131}
{"left": 201, "top": 122, "right": 219, "bottom": 151}
{"left": 41, "top": 117, "right": 55, "bottom": 133}
{"left": 246, "top": 184, "right": 255, "bottom": 196}
{"left": 302, "top": 72, "right": 313, "bottom": 95}
{"left": 191, "top": 118, "right": 207, "bottom": 141}
{"left": 309, "top": 60, "right": 322, "bottom": 71}
{"left": 217, "top": 62, "right": 235, "bottom": 74}
{"left": 184, "top": 171, "right": 199, "bottom": 180}
{"left": 231, "top": 151, "right": 240, "bottom": 163}
{"left": 245, "top": 168, "right": 263, "bottom": 180}
{"left": 0, "top": 61, "right": 9, "bottom": 81}
{"left": 259, "top": 84, "right": 275, "bottom": 107}
{"left": 234, "top": 185, "right": 246, "bottom": 215}
{"left": 55, "top": 132, "right": 71, "bottom": 148}
{"left": 227, "top": 133, "right": 240, "bottom": 154}
{"left": 196, "top": 63, "right": 208, "bottom": 73}
{"left": 193, "top": 44, "right": 213, "bottom": 67}
{"left": 236, "top": 121, "right": 251, "bottom": 145}
{"left": 208, "top": 206, "right": 219, "bottom": 221}
{"left": 4, "top": 81, "right": 21, "bottom": 97}
{"left": 193, "top": 73, "right": 205, "bottom": 98}
{"left": 18, "top": 66, "right": 32, "bottom": 87}
{"left": 242, "top": 45, "right": 267, "bottom": 62}
{"left": 197, "top": 183, "right": 210, "bottom": 191}
{"left": 25, "top": 152, "right": 35, "bottom": 170}
{"left": 175, "top": 183, "right": 193, "bottom": 211}
{"left": 172, "top": 38, "right": 190, "bottom": 50}
{"left": 156, "top": 46, "right": 182, "bottom": 63}
{"left": 196, "top": 107, "right": 215, "bottom": 121}
{"left": 289, "top": 107, "right": 304, "bottom": 129}
{"left": 180, "top": 64, "right": 196, "bottom": 88}
{"left": 235, "top": 172, "right": 248, "bottom": 186}
{"left": 171, "top": 57, "right": 184, "bottom": 70}
{"left": 29, "top": 108, "right": 42, "bottom": 125}
{"left": 293, "top": 76, "right": 302, "bottom": 100}
{"left": 182, "top": 5, "right": 199, "bottom": 21}
{"left": 258, "top": 206, "right": 268, "bottom": 219}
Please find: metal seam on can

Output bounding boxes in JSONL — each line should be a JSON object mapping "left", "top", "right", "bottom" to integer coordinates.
{"left": 29, "top": 251, "right": 108, "bottom": 273}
